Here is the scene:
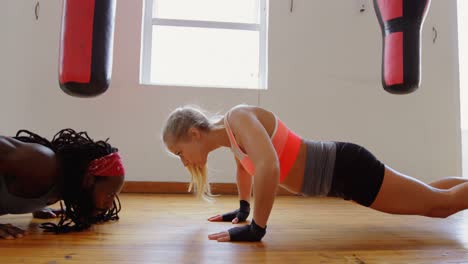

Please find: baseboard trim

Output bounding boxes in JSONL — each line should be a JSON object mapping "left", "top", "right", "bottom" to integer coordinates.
{"left": 122, "top": 181, "right": 296, "bottom": 196}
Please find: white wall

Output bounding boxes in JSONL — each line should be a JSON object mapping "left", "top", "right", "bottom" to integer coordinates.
{"left": 0, "top": 0, "right": 462, "bottom": 184}
{"left": 264, "top": 0, "right": 461, "bottom": 182}
{"left": 458, "top": 0, "right": 468, "bottom": 177}
{"left": 1, "top": 1, "right": 30, "bottom": 130}
{"left": 459, "top": 0, "right": 467, "bottom": 130}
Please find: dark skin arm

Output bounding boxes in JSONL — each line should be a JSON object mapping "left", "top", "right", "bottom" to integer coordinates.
{"left": 0, "top": 136, "right": 60, "bottom": 239}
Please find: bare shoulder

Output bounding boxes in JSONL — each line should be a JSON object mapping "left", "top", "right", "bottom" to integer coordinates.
{"left": 1, "top": 136, "right": 59, "bottom": 197}
{"left": 228, "top": 105, "right": 274, "bottom": 122}
{"left": 227, "top": 105, "right": 278, "bottom": 165}
{"left": 227, "top": 105, "right": 276, "bottom": 137}
{"left": 0, "top": 136, "right": 22, "bottom": 162}
{"left": 1, "top": 136, "right": 57, "bottom": 173}
{"left": 0, "top": 135, "right": 22, "bottom": 149}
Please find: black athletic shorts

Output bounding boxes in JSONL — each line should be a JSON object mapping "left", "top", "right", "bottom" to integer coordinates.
{"left": 327, "top": 142, "right": 385, "bottom": 207}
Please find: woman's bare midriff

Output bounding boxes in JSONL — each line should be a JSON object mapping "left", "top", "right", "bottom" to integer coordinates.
{"left": 239, "top": 106, "right": 307, "bottom": 194}
{"left": 279, "top": 140, "right": 306, "bottom": 194}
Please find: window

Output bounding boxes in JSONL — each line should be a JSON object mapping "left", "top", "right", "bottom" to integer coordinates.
{"left": 141, "top": 0, "right": 268, "bottom": 89}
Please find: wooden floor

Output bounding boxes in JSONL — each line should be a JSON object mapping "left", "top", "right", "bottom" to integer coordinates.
{"left": 1, "top": 194, "right": 468, "bottom": 263}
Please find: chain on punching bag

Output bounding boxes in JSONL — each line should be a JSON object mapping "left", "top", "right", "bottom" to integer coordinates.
{"left": 58, "top": 0, "right": 116, "bottom": 97}
{"left": 374, "top": 0, "right": 431, "bottom": 94}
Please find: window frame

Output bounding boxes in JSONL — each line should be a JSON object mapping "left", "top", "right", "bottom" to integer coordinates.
{"left": 140, "top": 0, "right": 268, "bottom": 89}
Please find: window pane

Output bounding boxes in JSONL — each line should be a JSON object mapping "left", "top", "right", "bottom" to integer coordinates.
{"left": 151, "top": 26, "right": 259, "bottom": 88}
{"left": 153, "top": 0, "right": 260, "bottom": 24}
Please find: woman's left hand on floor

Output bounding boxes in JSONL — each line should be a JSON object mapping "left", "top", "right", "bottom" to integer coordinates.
{"left": 32, "top": 207, "right": 64, "bottom": 219}
{"left": 208, "top": 220, "right": 266, "bottom": 242}
{"left": 208, "top": 230, "right": 231, "bottom": 242}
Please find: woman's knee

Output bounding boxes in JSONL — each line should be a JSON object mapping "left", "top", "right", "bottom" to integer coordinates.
{"left": 424, "top": 190, "right": 459, "bottom": 218}
{"left": 425, "top": 208, "right": 455, "bottom": 218}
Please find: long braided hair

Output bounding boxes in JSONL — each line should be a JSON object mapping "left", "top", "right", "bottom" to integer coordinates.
{"left": 14, "top": 129, "right": 122, "bottom": 233}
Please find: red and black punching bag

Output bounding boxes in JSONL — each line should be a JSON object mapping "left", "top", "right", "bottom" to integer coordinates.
{"left": 374, "top": 0, "right": 431, "bottom": 94}
{"left": 59, "top": 0, "right": 116, "bottom": 97}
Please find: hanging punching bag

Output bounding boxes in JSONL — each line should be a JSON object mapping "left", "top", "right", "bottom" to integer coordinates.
{"left": 374, "top": 0, "right": 431, "bottom": 94}
{"left": 59, "top": 0, "right": 116, "bottom": 97}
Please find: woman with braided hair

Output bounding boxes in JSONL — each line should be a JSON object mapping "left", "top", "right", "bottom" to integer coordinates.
{"left": 0, "top": 129, "right": 125, "bottom": 239}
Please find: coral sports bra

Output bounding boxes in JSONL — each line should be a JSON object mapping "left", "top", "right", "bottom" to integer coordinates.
{"left": 224, "top": 111, "right": 302, "bottom": 183}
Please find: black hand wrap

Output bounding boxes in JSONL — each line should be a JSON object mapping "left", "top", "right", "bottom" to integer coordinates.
{"left": 221, "top": 200, "right": 250, "bottom": 222}
{"left": 228, "top": 219, "right": 266, "bottom": 242}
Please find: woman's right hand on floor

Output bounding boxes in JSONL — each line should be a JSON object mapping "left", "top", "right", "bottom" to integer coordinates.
{"left": 0, "top": 223, "right": 27, "bottom": 239}
{"left": 208, "top": 200, "right": 250, "bottom": 224}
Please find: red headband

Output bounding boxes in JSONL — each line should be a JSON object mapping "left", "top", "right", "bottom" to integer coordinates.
{"left": 87, "top": 152, "right": 125, "bottom": 177}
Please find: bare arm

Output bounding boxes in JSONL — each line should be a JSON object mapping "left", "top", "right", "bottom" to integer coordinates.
{"left": 229, "top": 109, "right": 280, "bottom": 228}
{"left": 206, "top": 107, "right": 281, "bottom": 242}
{"left": 207, "top": 158, "right": 252, "bottom": 223}
{"left": 235, "top": 158, "right": 252, "bottom": 202}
